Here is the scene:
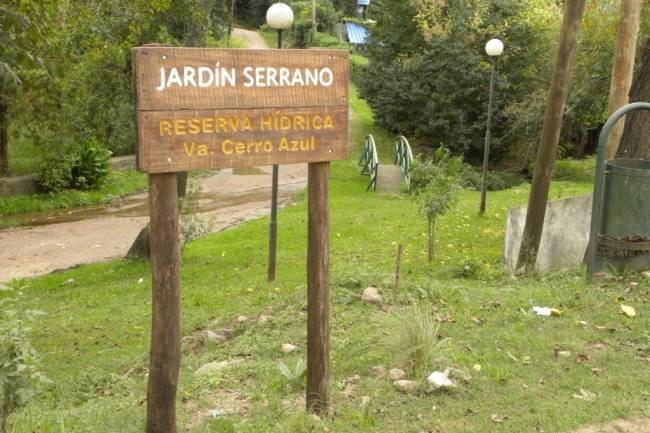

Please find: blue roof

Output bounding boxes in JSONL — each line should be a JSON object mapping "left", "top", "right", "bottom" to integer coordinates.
{"left": 358, "top": 0, "right": 370, "bottom": 5}
{"left": 345, "top": 22, "right": 369, "bottom": 45}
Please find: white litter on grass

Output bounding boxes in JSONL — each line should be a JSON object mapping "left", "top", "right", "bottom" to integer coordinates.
{"left": 532, "top": 306, "right": 552, "bottom": 316}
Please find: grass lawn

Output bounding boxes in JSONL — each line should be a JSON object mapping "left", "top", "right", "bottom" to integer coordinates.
{"left": 3, "top": 89, "right": 648, "bottom": 433}
{"left": 0, "top": 169, "right": 147, "bottom": 227}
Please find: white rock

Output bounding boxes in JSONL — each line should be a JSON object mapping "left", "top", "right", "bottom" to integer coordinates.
{"left": 237, "top": 315, "right": 249, "bottom": 322}
{"left": 282, "top": 343, "right": 299, "bottom": 353}
{"left": 393, "top": 380, "right": 418, "bottom": 393}
{"left": 194, "top": 358, "right": 245, "bottom": 376}
{"left": 641, "top": 271, "right": 650, "bottom": 279}
{"left": 362, "top": 287, "right": 382, "bottom": 305}
{"left": 557, "top": 350, "right": 571, "bottom": 358}
{"left": 427, "top": 371, "right": 456, "bottom": 389}
{"left": 258, "top": 315, "right": 271, "bottom": 323}
{"left": 389, "top": 368, "right": 407, "bottom": 381}
{"left": 360, "top": 396, "right": 371, "bottom": 407}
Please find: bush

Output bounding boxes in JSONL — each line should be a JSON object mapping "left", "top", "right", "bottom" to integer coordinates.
{"left": 71, "top": 138, "right": 111, "bottom": 190}
{"left": 35, "top": 154, "right": 75, "bottom": 193}
{"left": 350, "top": 54, "right": 369, "bottom": 85}
{"left": 36, "top": 139, "right": 111, "bottom": 193}
{"left": 459, "top": 164, "right": 527, "bottom": 191}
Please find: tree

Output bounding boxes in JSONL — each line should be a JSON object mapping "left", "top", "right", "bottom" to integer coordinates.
{"left": 410, "top": 150, "right": 462, "bottom": 261}
{"left": 616, "top": 37, "right": 650, "bottom": 160}
{"left": 605, "top": 0, "right": 642, "bottom": 159}
{"left": 0, "top": 1, "right": 47, "bottom": 176}
{"left": 516, "top": 0, "right": 586, "bottom": 272}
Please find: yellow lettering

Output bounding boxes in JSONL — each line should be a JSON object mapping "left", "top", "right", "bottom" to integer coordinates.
{"left": 260, "top": 116, "right": 272, "bottom": 131}
{"left": 324, "top": 115, "right": 334, "bottom": 129}
{"left": 313, "top": 115, "right": 323, "bottom": 130}
{"left": 263, "top": 140, "right": 273, "bottom": 152}
{"left": 242, "top": 117, "right": 253, "bottom": 132}
{"left": 279, "top": 137, "right": 289, "bottom": 151}
{"left": 183, "top": 142, "right": 195, "bottom": 156}
{"left": 198, "top": 144, "right": 208, "bottom": 156}
{"left": 203, "top": 118, "right": 214, "bottom": 133}
{"left": 280, "top": 116, "right": 291, "bottom": 130}
{"left": 235, "top": 141, "right": 246, "bottom": 153}
{"left": 222, "top": 139, "right": 234, "bottom": 154}
{"left": 174, "top": 119, "right": 187, "bottom": 135}
{"left": 293, "top": 115, "right": 305, "bottom": 130}
{"left": 216, "top": 117, "right": 228, "bottom": 133}
{"left": 159, "top": 120, "right": 173, "bottom": 136}
{"left": 229, "top": 117, "right": 240, "bottom": 132}
{"left": 188, "top": 119, "right": 201, "bottom": 134}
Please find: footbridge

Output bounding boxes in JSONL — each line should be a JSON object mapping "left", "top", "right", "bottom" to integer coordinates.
{"left": 358, "top": 135, "right": 413, "bottom": 193}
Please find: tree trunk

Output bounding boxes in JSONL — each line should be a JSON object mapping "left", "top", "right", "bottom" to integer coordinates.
{"left": 427, "top": 216, "right": 435, "bottom": 262}
{"left": 516, "top": 0, "right": 586, "bottom": 272}
{"left": 605, "top": 0, "right": 642, "bottom": 159}
{"left": 0, "top": 95, "right": 8, "bottom": 177}
{"left": 616, "top": 37, "right": 650, "bottom": 160}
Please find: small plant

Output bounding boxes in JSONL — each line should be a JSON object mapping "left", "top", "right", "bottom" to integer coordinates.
{"left": 276, "top": 358, "right": 307, "bottom": 388}
{"left": 180, "top": 179, "right": 214, "bottom": 251}
{"left": 71, "top": 138, "right": 111, "bottom": 190}
{"left": 0, "top": 284, "right": 50, "bottom": 433}
{"left": 388, "top": 302, "right": 449, "bottom": 374}
{"left": 410, "top": 149, "right": 463, "bottom": 261}
{"left": 36, "top": 138, "right": 111, "bottom": 193}
{"left": 453, "top": 259, "right": 482, "bottom": 279}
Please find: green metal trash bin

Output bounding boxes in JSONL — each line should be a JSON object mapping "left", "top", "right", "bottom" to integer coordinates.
{"left": 587, "top": 103, "right": 650, "bottom": 278}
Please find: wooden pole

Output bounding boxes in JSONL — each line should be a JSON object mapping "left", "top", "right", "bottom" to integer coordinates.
{"left": 147, "top": 173, "right": 181, "bottom": 433}
{"left": 394, "top": 243, "right": 403, "bottom": 294}
{"left": 605, "top": 0, "right": 643, "bottom": 160}
{"left": 480, "top": 58, "right": 497, "bottom": 215}
{"left": 306, "top": 161, "right": 330, "bottom": 415}
{"left": 516, "top": 0, "right": 586, "bottom": 272}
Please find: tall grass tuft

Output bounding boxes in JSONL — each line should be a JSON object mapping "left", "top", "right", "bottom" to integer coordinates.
{"left": 388, "top": 302, "right": 449, "bottom": 374}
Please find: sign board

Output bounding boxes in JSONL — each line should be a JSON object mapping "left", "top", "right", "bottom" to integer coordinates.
{"left": 132, "top": 47, "right": 349, "bottom": 173}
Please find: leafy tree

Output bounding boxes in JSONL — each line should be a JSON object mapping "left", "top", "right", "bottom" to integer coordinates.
{"left": 410, "top": 149, "right": 463, "bottom": 261}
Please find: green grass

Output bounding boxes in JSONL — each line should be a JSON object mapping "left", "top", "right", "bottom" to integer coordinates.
{"left": 0, "top": 169, "right": 147, "bottom": 225}
{"left": 4, "top": 87, "right": 648, "bottom": 433}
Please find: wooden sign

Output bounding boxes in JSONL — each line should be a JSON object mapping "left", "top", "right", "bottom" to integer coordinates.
{"left": 132, "top": 47, "right": 349, "bottom": 173}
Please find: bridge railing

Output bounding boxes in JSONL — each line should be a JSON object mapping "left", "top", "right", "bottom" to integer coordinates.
{"left": 358, "top": 134, "right": 379, "bottom": 191}
{"left": 394, "top": 135, "right": 414, "bottom": 192}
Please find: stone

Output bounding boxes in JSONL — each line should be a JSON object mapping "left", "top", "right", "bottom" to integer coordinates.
{"left": 504, "top": 195, "right": 592, "bottom": 272}
{"left": 393, "top": 380, "right": 418, "bottom": 393}
{"left": 282, "top": 343, "right": 299, "bottom": 353}
{"left": 371, "top": 365, "right": 385, "bottom": 377}
{"left": 194, "top": 358, "right": 245, "bottom": 376}
{"left": 444, "top": 367, "right": 471, "bottom": 384}
{"left": 389, "top": 368, "right": 407, "bottom": 381}
{"left": 237, "top": 315, "right": 249, "bottom": 322}
{"left": 360, "top": 396, "right": 371, "bottom": 407}
{"left": 427, "top": 371, "right": 456, "bottom": 390}
{"left": 557, "top": 350, "right": 571, "bottom": 358}
{"left": 641, "top": 271, "right": 650, "bottom": 279}
{"left": 258, "top": 315, "right": 271, "bottom": 323}
{"left": 361, "top": 287, "right": 382, "bottom": 305}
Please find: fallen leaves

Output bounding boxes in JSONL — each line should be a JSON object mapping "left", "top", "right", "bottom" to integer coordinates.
{"left": 572, "top": 388, "right": 597, "bottom": 402}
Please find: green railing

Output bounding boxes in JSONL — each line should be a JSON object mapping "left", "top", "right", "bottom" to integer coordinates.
{"left": 394, "top": 135, "right": 414, "bottom": 192}
{"left": 358, "top": 134, "right": 379, "bottom": 191}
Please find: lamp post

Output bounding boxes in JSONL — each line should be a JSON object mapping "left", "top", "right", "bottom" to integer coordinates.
{"left": 479, "top": 38, "right": 504, "bottom": 215}
{"left": 266, "top": 3, "right": 294, "bottom": 282}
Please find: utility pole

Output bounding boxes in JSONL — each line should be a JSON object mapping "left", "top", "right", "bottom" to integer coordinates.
{"left": 605, "top": 0, "right": 643, "bottom": 159}
{"left": 516, "top": 0, "right": 586, "bottom": 272}
{"left": 312, "top": 0, "right": 317, "bottom": 34}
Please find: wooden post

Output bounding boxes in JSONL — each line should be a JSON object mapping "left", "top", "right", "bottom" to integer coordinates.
{"left": 394, "top": 243, "right": 403, "bottom": 294}
{"left": 147, "top": 173, "right": 181, "bottom": 433}
{"left": 605, "top": 0, "right": 643, "bottom": 160}
{"left": 306, "top": 161, "right": 330, "bottom": 415}
{"left": 516, "top": 0, "right": 586, "bottom": 272}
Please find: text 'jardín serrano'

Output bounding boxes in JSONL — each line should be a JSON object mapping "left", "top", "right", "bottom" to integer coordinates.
{"left": 156, "top": 65, "right": 335, "bottom": 91}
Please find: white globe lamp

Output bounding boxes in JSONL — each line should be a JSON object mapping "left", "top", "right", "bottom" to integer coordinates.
{"left": 266, "top": 3, "right": 294, "bottom": 30}
{"left": 485, "top": 38, "right": 504, "bottom": 57}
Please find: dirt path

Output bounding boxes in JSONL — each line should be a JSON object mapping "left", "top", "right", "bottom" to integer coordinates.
{"left": 0, "top": 28, "right": 295, "bottom": 282}
{"left": 232, "top": 27, "right": 270, "bottom": 49}
{"left": 571, "top": 417, "right": 650, "bottom": 433}
{"left": 0, "top": 164, "right": 307, "bottom": 281}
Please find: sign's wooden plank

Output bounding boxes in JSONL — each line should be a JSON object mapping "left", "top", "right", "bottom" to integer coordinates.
{"left": 133, "top": 48, "right": 349, "bottom": 111}
{"left": 138, "top": 106, "right": 348, "bottom": 173}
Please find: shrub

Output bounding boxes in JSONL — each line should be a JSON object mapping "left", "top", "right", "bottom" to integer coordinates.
{"left": 71, "top": 138, "right": 111, "bottom": 190}
{"left": 0, "top": 283, "right": 50, "bottom": 433}
{"left": 35, "top": 154, "right": 75, "bottom": 193}
{"left": 35, "top": 139, "right": 111, "bottom": 193}
{"left": 459, "top": 164, "right": 527, "bottom": 191}
{"left": 388, "top": 302, "right": 449, "bottom": 373}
